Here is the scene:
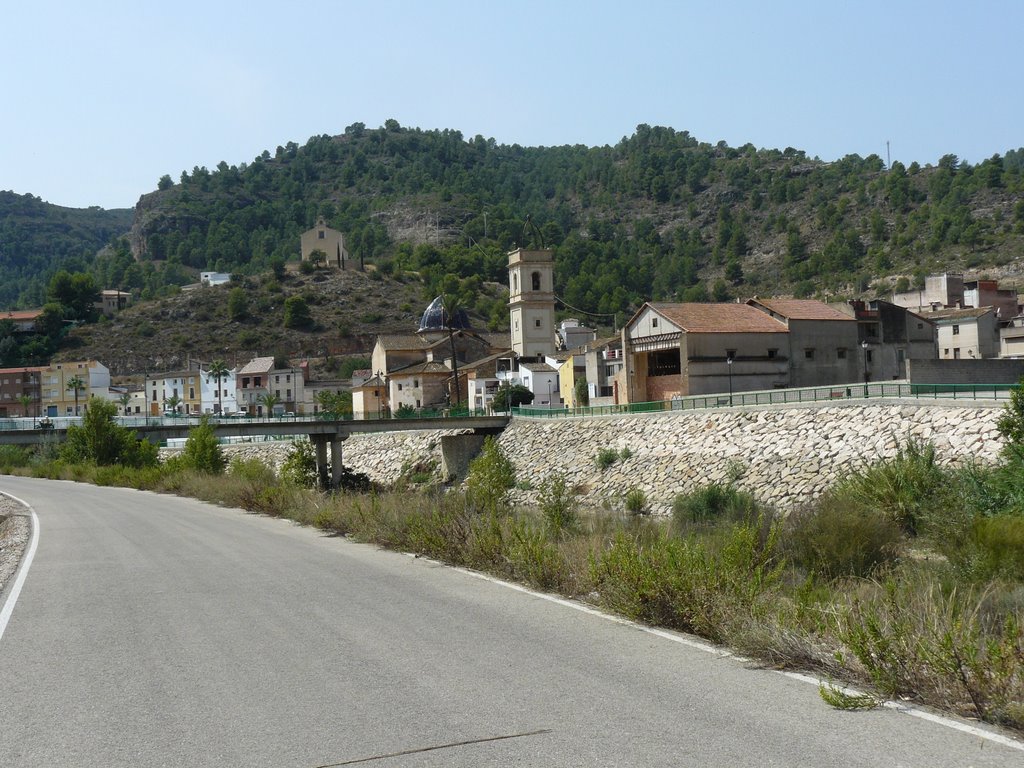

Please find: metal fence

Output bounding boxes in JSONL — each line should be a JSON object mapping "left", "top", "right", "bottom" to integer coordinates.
{"left": 512, "top": 382, "right": 1016, "bottom": 419}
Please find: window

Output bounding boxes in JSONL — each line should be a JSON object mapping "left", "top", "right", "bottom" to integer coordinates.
{"left": 286, "top": 389, "right": 291, "bottom": 399}
{"left": 413, "top": 379, "right": 419, "bottom": 387}
{"left": 944, "top": 348, "right": 950, "bottom": 356}
{"left": 275, "top": 390, "right": 280, "bottom": 398}
{"left": 837, "top": 348, "right": 847, "bottom": 359}
{"left": 318, "top": 231, "right": 325, "bottom": 239}
{"left": 897, "top": 349, "right": 905, "bottom": 362}
{"left": 651, "top": 317, "right": 659, "bottom": 328}
{"left": 954, "top": 348, "right": 961, "bottom": 359}
{"left": 917, "top": 323, "right": 924, "bottom": 330}
{"left": 531, "top": 271, "right": 541, "bottom": 291}
{"left": 767, "top": 349, "right": 778, "bottom": 359}
{"left": 804, "top": 349, "right": 815, "bottom": 360}
{"left": 867, "top": 325, "right": 878, "bottom": 337}
{"left": 397, "top": 383, "right": 403, "bottom": 391}
{"left": 535, "top": 318, "right": 541, "bottom": 327}
{"left": 952, "top": 325, "right": 960, "bottom": 335}
{"left": 189, "top": 387, "right": 195, "bottom": 399}
{"left": 275, "top": 375, "right": 280, "bottom": 383}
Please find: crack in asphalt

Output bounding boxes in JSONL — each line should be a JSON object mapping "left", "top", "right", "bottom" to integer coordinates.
{"left": 312, "top": 728, "right": 553, "bottom": 766}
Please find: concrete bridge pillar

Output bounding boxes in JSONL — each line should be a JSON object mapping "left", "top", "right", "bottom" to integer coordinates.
{"left": 314, "top": 438, "right": 329, "bottom": 489}
{"left": 440, "top": 434, "right": 488, "bottom": 482}
{"left": 330, "top": 438, "right": 346, "bottom": 488}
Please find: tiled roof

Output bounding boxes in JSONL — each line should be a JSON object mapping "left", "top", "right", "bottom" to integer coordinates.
{"left": 388, "top": 361, "right": 452, "bottom": 376}
{"left": 0, "top": 309, "right": 43, "bottom": 321}
{"left": 238, "top": 356, "right": 275, "bottom": 374}
{"left": 460, "top": 350, "right": 513, "bottom": 371}
{"left": 351, "top": 369, "right": 372, "bottom": 378}
{"left": 376, "top": 335, "right": 432, "bottom": 350}
{"left": 748, "top": 298, "right": 854, "bottom": 322}
{"left": 925, "top": 306, "right": 995, "bottom": 321}
{"left": 649, "top": 303, "right": 788, "bottom": 334}
{"left": 519, "top": 361, "right": 558, "bottom": 373}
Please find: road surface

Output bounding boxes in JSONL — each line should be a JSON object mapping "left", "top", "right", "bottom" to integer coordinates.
{"left": 0, "top": 476, "right": 1020, "bottom": 767}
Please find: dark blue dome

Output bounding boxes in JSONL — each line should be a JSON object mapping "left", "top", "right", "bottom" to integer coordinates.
{"left": 418, "top": 296, "right": 471, "bottom": 332}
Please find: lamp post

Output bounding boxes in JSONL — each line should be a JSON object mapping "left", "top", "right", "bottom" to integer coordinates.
{"left": 861, "top": 340, "right": 869, "bottom": 398}
{"left": 727, "top": 355, "right": 734, "bottom": 406}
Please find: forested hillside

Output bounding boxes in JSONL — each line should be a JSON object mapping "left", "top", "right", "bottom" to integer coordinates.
{"left": 5, "top": 122, "right": 1024, "bottom": 326}
{"left": 125, "top": 121, "right": 1024, "bottom": 321}
{"left": 0, "top": 192, "right": 132, "bottom": 307}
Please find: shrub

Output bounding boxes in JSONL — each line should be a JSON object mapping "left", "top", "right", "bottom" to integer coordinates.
{"left": 828, "top": 440, "right": 948, "bottom": 534}
{"left": 60, "top": 397, "right": 158, "bottom": 468}
{"left": 595, "top": 447, "right": 618, "bottom": 471}
{"left": 672, "top": 483, "right": 758, "bottom": 530}
{"left": 786, "top": 498, "right": 903, "bottom": 579}
{"left": 178, "top": 416, "right": 225, "bottom": 474}
{"left": 624, "top": 487, "right": 650, "bottom": 516}
{"left": 280, "top": 440, "right": 318, "bottom": 487}
{"left": 619, "top": 446, "right": 633, "bottom": 460}
{"left": 537, "top": 474, "right": 579, "bottom": 538}
{"left": 465, "top": 437, "right": 515, "bottom": 512}
{"left": 949, "top": 515, "right": 1024, "bottom": 583}
{"left": 0, "top": 445, "right": 31, "bottom": 470}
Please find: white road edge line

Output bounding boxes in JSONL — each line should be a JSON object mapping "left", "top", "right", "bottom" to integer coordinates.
{"left": 0, "top": 492, "right": 40, "bottom": 644}
{"left": 445, "top": 561, "right": 1024, "bottom": 753}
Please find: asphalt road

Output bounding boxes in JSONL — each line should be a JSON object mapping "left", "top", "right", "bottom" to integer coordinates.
{"left": 0, "top": 476, "right": 1021, "bottom": 767}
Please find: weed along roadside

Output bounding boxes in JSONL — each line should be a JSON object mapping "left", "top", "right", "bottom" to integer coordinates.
{"left": 1, "top": 398, "right": 1023, "bottom": 738}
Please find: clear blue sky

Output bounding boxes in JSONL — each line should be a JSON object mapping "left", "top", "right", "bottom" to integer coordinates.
{"left": 3, "top": 0, "right": 1021, "bottom": 210}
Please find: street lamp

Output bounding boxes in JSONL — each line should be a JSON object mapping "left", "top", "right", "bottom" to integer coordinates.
{"left": 727, "top": 355, "right": 734, "bottom": 406}
{"left": 861, "top": 340, "right": 869, "bottom": 397}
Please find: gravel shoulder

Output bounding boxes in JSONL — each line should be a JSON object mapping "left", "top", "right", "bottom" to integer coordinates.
{"left": 0, "top": 494, "right": 31, "bottom": 597}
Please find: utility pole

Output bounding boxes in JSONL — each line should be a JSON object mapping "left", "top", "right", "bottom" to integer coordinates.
{"left": 886, "top": 140, "right": 891, "bottom": 170}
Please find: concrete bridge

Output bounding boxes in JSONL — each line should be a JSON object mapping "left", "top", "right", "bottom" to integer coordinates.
{"left": 0, "top": 414, "right": 511, "bottom": 489}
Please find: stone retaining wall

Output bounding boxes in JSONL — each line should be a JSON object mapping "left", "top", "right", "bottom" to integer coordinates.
{"left": 498, "top": 402, "right": 1004, "bottom": 514}
{"left": 166, "top": 402, "right": 1006, "bottom": 514}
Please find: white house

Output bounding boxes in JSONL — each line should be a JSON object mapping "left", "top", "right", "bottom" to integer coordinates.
{"left": 200, "top": 272, "right": 232, "bottom": 286}
{"left": 200, "top": 366, "right": 238, "bottom": 414}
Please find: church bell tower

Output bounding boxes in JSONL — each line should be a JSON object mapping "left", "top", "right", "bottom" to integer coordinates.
{"left": 508, "top": 247, "right": 556, "bottom": 359}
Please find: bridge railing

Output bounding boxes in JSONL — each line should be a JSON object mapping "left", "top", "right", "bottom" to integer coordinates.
{"left": 512, "top": 382, "right": 1017, "bottom": 419}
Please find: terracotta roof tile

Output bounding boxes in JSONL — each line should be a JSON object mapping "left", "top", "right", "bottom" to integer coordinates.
{"left": 748, "top": 298, "right": 855, "bottom": 322}
{"left": 649, "top": 303, "right": 788, "bottom": 334}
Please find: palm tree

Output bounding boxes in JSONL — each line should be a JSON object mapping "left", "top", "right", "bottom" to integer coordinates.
{"left": 118, "top": 392, "right": 132, "bottom": 416}
{"left": 66, "top": 375, "right": 86, "bottom": 416}
{"left": 258, "top": 392, "right": 280, "bottom": 417}
{"left": 164, "top": 394, "right": 182, "bottom": 415}
{"left": 17, "top": 394, "right": 33, "bottom": 418}
{"left": 208, "top": 360, "right": 229, "bottom": 415}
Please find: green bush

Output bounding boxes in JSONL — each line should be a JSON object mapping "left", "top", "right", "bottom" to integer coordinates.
{"left": 465, "top": 437, "right": 515, "bottom": 512}
{"left": 829, "top": 441, "right": 948, "bottom": 534}
{"left": 949, "top": 515, "right": 1024, "bottom": 583}
{"left": 0, "top": 445, "right": 31, "bottom": 470}
{"left": 595, "top": 447, "right": 619, "bottom": 471}
{"left": 178, "top": 416, "right": 225, "bottom": 474}
{"left": 60, "top": 397, "right": 158, "bottom": 468}
{"left": 280, "top": 440, "right": 318, "bottom": 487}
{"left": 672, "top": 483, "right": 758, "bottom": 530}
{"left": 786, "top": 498, "right": 903, "bottom": 579}
{"left": 538, "top": 474, "right": 579, "bottom": 539}
{"left": 624, "top": 487, "right": 650, "bottom": 516}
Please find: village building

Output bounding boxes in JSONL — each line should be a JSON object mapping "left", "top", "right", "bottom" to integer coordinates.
{"left": 146, "top": 370, "right": 203, "bottom": 415}
{"left": 0, "top": 366, "right": 44, "bottom": 417}
{"left": 928, "top": 306, "right": 1000, "bottom": 360}
{"left": 235, "top": 357, "right": 307, "bottom": 415}
{"left": 832, "top": 300, "right": 937, "bottom": 380}
{"left": 41, "top": 360, "right": 112, "bottom": 416}
{"left": 621, "top": 302, "right": 790, "bottom": 403}
{"left": 300, "top": 217, "right": 354, "bottom": 269}
{"left": 746, "top": 298, "right": 860, "bottom": 387}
